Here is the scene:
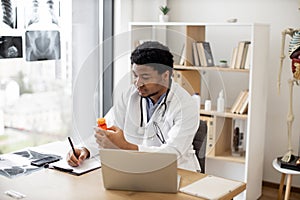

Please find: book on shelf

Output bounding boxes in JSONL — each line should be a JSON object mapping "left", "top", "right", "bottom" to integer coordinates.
{"left": 234, "top": 41, "right": 245, "bottom": 69}
{"left": 196, "top": 41, "right": 214, "bottom": 67}
{"left": 239, "top": 42, "right": 251, "bottom": 69}
{"left": 230, "top": 47, "right": 238, "bottom": 69}
{"left": 179, "top": 44, "right": 186, "bottom": 65}
{"left": 233, "top": 90, "right": 248, "bottom": 114}
{"left": 237, "top": 91, "right": 249, "bottom": 114}
{"left": 196, "top": 42, "right": 205, "bottom": 66}
{"left": 202, "top": 42, "right": 215, "bottom": 66}
{"left": 230, "top": 90, "right": 244, "bottom": 113}
{"left": 200, "top": 115, "right": 214, "bottom": 154}
{"left": 230, "top": 90, "right": 248, "bottom": 114}
{"left": 233, "top": 41, "right": 251, "bottom": 69}
{"left": 192, "top": 42, "right": 200, "bottom": 66}
{"left": 243, "top": 44, "right": 251, "bottom": 69}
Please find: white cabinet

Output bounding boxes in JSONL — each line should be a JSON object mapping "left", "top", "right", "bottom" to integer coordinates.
{"left": 129, "top": 22, "right": 269, "bottom": 199}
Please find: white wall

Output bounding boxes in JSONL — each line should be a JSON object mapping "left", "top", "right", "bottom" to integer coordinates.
{"left": 115, "top": 0, "right": 300, "bottom": 187}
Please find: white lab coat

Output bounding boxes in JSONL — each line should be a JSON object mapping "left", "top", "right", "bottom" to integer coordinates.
{"left": 85, "top": 81, "right": 200, "bottom": 172}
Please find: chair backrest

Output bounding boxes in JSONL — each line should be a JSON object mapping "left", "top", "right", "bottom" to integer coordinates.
{"left": 192, "top": 120, "right": 207, "bottom": 173}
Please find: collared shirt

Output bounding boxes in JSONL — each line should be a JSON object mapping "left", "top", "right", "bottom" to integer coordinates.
{"left": 145, "top": 93, "right": 166, "bottom": 122}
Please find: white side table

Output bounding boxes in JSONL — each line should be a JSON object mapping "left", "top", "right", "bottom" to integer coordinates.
{"left": 272, "top": 158, "right": 300, "bottom": 200}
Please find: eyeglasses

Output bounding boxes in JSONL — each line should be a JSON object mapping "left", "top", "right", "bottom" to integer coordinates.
{"left": 153, "top": 121, "right": 166, "bottom": 144}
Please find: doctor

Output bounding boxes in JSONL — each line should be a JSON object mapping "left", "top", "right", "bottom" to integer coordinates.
{"left": 67, "top": 41, "right": 200, "bottom": 172}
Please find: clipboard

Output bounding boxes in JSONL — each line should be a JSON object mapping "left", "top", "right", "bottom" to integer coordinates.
{"left": 49, "top": 156, "right": 101, "bottom": 176}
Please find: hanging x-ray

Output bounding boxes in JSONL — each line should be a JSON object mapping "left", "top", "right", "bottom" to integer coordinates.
{"left": 24, "top": 0, "right": 61, "bottom": 61}
{"left": 25, "top": 0, "right": 60, "bottom": 28}
{"left": 0, "top": 0, "right": 17, "bottom": 29}
{"left": 0, "top": 36, "right": 22, "bottom": 59}
{"left": 25, "top": 30, "right": 60, "bottom": 61}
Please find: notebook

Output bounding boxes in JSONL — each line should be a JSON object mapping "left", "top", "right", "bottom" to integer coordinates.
{"left": 180, "top": 175, "right": 244, "bottom": 199}
{"left": 99, "top": 149, "right": 179, "bottom": 193}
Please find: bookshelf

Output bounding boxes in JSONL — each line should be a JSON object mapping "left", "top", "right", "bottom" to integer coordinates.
{"left": 129, "top": 22, "right": 269, "bottom": 200}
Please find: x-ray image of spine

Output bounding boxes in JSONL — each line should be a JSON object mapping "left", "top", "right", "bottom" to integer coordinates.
{"left": 26, "top": 0, "right": 59, "bottom": 28}
{"left": 0, "top": 0, "right": 17, "bottom": 29}
{"left": 25, "top": 30, "right": 60, "bottom": 61}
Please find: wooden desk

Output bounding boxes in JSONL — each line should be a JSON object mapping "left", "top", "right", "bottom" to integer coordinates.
{"left": 0, "top": 167, "right": 245, "bottom": 200}
{"left": 0, "top": 142, "right": 246, "bottom": 199}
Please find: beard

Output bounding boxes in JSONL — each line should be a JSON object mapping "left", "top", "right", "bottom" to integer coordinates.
{"left": 145, "top": 91, "right": 159, "bottom": 98}
{"left": 137, "top": 87, "right": 159, "bottom": 98}
{"left": 137, "top": 81, "right": 167, "bottom": 98}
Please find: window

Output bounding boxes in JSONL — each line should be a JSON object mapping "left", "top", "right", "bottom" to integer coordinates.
{"left": 0, "top": 0, "right": 72, "bottom": 154}
{"left": 0, "top": 0, "right": 112, "bottom": 153}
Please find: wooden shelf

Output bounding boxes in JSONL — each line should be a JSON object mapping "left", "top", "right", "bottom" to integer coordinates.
{"left": 174, "top": 65, "right": 250, "bottom": 73}
{"left": 207, "top": 151, "right": 245, "bottom": 164}
{"left": 200, "top": 109, "right": 248, "bottom": 119}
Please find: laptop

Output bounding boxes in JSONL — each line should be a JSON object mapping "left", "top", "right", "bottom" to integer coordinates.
{"left": 99, "top": 149, "right": 179, "bottom": 193}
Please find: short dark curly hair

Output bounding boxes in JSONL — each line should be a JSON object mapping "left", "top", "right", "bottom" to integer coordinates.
{"left": 130, "top": 41, "right": 174, "bottom": 75}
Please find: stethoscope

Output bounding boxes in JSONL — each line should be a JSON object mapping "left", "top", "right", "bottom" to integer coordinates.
{"left": 139, "top": 88, "right": 170, "bottom": 144}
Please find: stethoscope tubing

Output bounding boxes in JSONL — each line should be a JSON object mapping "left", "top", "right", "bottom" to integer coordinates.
{"left": 139, "top": 88, "right": 170, "bottom": 144}
{"left": 139, "top": 88, "right": 170, "bottom": 128}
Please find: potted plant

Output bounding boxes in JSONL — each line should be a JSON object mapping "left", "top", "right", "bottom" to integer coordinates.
{"left": 219, "top": 60, "right": 228, "bottom": 67}
{"left": 159, "top": 5, "right": 170, "bottom": 22}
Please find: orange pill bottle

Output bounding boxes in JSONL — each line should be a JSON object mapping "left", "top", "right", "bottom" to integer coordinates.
{"left": 97, "top": 118, "right": 107, "bottom": 130}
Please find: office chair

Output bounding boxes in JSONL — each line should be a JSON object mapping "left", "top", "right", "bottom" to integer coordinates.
{"left": 192, "top": 120, "right": 207, "bottom": 173}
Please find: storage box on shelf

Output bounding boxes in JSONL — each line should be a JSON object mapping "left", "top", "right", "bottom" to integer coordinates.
{"left": 129, "top": 22, "right": 269, "bottom": 200}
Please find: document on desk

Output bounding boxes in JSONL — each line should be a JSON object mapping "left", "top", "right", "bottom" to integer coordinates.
{"left": 50, "top": 156, "right": 101, "bottom": 176}
{"left": 34, "top": 140, "right": 101, "bottom": 176}
{"left": 179, "top": 175, "right": 244, "bottom": 199}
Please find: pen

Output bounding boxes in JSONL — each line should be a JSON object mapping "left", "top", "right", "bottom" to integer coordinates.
{"left": 68, "top": 137, "right": 78, "bottom": 159}
{"left": 51, "top": 165, "right": 74, "bottom": 173}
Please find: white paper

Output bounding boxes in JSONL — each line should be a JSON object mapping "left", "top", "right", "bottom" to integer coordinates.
{"left": 34, "top": 140, "right": 101, "bottom": 175}
{"left": 50, "top": 156, "right": 101, "bottom": 175}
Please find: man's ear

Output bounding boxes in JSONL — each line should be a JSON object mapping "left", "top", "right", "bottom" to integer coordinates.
{"left": 162, "top": 70, "right": 170, "bottom": 81}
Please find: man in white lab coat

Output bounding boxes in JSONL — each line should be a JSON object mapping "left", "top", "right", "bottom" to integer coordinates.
{"left": 67, "top": 41, "right": 200, "bottom": 171}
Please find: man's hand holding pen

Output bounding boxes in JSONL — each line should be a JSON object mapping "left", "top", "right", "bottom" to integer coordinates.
{"left": 67, "top": 148, "right": 89, "bottom": 167}
{"left": 66, "top": 144, "right": 90, "bottom": 167}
